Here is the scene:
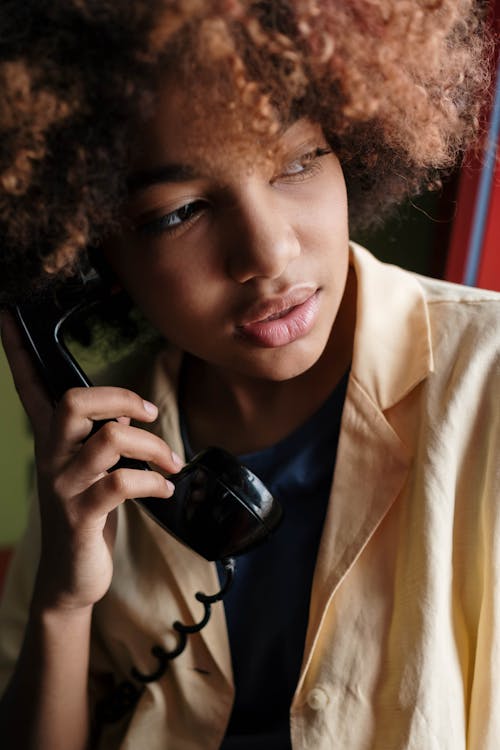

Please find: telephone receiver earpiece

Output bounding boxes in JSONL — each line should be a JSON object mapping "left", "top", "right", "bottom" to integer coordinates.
{"left": 12, "top": 272, "right": 282, "bottom": 561}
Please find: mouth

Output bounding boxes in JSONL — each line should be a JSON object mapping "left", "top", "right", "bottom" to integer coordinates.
{"left": 237, "top": 287, "right": 318, "bottom": 327}
{"left": 235, "top": 288, "right": 321, "bottom": 348}
{"left": 258, "top": 302, "right": 306, "bottom": 323}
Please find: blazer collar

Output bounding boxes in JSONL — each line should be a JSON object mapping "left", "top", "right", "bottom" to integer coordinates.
{"left": 349, "top": 242, "right": 434, "bottom": 410}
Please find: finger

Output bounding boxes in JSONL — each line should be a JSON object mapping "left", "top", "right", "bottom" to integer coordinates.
{"left": 55, "top": 422, "right": 183, "bottom": 495}
{"left": 79, "top": 468, "right": 175, "bottom": 520}
{"left": 52, "top": 386, "right": 159, "bottom": 447}
{"left": 0, "top": 310, "right": 53, "bottom": 432}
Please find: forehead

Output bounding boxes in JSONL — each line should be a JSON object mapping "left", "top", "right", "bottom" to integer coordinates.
{"left": 130, "top": 71, "right": 323, "bottom": 178}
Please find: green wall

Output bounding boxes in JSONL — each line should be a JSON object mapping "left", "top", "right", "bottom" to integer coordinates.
{"left": 0, "top": 345, "right": 33, "bottom": 545}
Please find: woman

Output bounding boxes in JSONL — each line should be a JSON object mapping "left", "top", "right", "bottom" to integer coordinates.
{"left": 0, "top": 2, "right": 498, "bottom": 748}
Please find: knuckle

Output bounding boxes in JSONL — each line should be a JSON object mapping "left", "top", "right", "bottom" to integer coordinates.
{"left": 126, "top": 388, "right": 141, "bottom": 404}
{"left": 50, "top": 474, "right": 69, "bottom": 502}
{"left": 115, "top": 387, "right": 141, "bottom": 412}
{"left": 98, "top": 420, "right": 121, "bottom": 445}
{"left": 153, "top": 472, "right": 169, "bottom": 494}
{"left": 107, "top": 469, "right": 131, "bottom": 497}
{"left": 59, "top": 388, "right": 85, "bottom": 416}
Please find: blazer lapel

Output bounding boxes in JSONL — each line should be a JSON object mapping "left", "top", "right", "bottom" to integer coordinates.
{"left": 298, "top": 245, "right": 434, "bottom": 688}
{"left": 299, "top": 377, "right": 411, "bottom": 685}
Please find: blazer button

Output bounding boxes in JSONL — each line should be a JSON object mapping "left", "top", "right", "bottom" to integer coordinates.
{"left": 306, "top": 687, "right": 329, "bottom": 711}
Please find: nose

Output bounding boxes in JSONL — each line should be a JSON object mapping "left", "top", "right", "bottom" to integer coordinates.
{"left": 225, "top": 186, "right": 301, "bottom": 283}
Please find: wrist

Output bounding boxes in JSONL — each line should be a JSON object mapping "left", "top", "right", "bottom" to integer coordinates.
{"left": 31, "top": 556, "right": 105, "bottom": 614}
{"left": 30, "top": 598, "right": 94, "bottom": 623}
{"left": 25, "top": 595, "right": 93, "bottom": 669}
{"left": 30, "top": 581, "right": 95, "bottom": 624}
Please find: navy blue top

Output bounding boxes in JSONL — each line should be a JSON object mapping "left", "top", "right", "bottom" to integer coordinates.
{"left": 180, "top": 371, "right": 349, "bottom": 749}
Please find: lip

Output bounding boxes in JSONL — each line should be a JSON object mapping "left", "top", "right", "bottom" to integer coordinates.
{"left": 235, "top": 288, "right": 320, "bottom": 347}
{"left": 237, "top": 286, "right": 318, "bottom": 326}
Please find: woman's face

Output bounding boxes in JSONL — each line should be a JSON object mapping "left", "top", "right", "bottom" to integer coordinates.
{"left": 104, "top": 79, "right": 350, "bottom": 384}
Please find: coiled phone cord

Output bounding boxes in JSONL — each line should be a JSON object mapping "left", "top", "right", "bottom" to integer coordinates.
{"left": 94, "top": 557, "right": 236, "bottom": 727}
{"left": 132, "top": 556, "right": 235, "bottom": 682}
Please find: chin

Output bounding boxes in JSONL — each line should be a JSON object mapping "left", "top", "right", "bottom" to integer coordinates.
{"left": 234, "top": 342, "right": 326, "bottom": 383}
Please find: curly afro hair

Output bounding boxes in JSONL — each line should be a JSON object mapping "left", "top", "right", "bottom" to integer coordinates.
{"left": 0, "top": 0, "right": 493, "bottom": 302}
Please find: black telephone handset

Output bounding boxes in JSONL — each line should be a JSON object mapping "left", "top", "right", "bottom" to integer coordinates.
{"left": 12, "top": 272, "right": 282, "bottom": 562}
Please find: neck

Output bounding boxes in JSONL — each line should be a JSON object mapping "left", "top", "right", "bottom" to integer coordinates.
{"left": 182, "top": 268, "right": 357, "bottom": 455}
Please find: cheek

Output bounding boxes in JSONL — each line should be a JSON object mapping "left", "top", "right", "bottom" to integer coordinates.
{"left": 103, "top": 237, "right": 226, "bottom": 342}
{"left": 297, "top": 196, "right": 349, "bottom": 261}
{"left": 322, "top": 181, "right": 349, "bottom": 235}
{"left": 321, "top": 159, "right": 349, "bottom": 223}
{"left": 126, "top": 262, "right": 219, "bottom": 339}
{"left": 107, "top": 243, "right": 185, "bottom": 301}
{"left": 296, "top": 174, "right": 348, "bottom": 243}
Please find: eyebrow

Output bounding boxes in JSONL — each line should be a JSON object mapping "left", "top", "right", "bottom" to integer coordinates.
{"left": 127, "top": 163, "right": 199, "bottom": 194}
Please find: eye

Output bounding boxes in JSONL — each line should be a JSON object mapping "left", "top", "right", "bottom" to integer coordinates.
{"left": 277, "top": 147, "right": 332, "bottom": 182}
{"left": 137, "top": 200, "right": 206, "bottom": 237}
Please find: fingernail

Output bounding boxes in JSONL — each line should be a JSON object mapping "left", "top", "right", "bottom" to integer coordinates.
{"left": 143, "top": 400, "right": 158, "bottom": 416}
{"left": 165, "top": 479, "right": 176, "bottom": 494}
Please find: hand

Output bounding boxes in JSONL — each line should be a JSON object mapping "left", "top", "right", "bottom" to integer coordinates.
{"left": 0, "top": 311, "right": 181, "bottom": 611}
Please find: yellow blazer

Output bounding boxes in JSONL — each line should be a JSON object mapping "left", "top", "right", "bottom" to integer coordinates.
{"left": 1, "top": 244, "right": 499, "bottom": 749}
